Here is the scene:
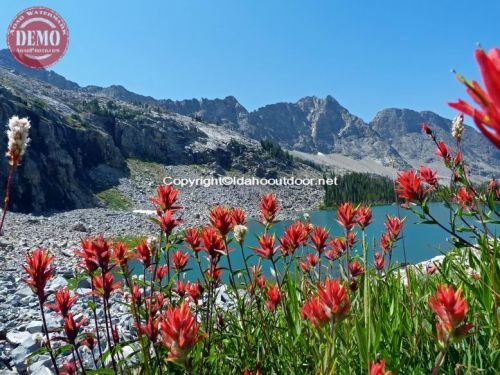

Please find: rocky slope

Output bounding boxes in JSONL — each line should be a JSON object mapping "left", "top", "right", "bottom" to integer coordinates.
{"left": 0, "top": 50, "right": 318, "bottom": 213}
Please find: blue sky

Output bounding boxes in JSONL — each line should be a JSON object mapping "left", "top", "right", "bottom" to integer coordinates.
{"left": 1, "top": 1, "right": 499, "bottom": 121}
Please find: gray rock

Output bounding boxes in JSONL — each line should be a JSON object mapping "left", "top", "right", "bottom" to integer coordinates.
{"left": 6, "top": 331, "right": 31, "bottom": 346}
{"left": 28, "top": 355, "right": 52, "bottom": 373}
{"left": 32, "top": 365, "right": 54, "bottom": 375}
{"left": 48, "top": 277, "right": 67, "bottom": 291}
{"left": 26, "top": 321, "right": 43, "bottom": 334}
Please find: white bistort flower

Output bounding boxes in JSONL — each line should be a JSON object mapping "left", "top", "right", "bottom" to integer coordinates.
{"left": 233, "top": 224, "right": 248, "bottom": 244}
{"left": 451, "top": 113, "right": 464, "bottom": 142}
{"left": 6, "top": 116, "right": 31, "bottom": 167}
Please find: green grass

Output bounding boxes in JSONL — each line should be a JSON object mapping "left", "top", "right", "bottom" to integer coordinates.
{"left": 127, "top": 159, "right": 165, "bottom": 182}
{"left": 96, "top": 188, "right": 131, "bottom": 210}
{"left": 110, "top": 234, "right": 148, "bottom": 248}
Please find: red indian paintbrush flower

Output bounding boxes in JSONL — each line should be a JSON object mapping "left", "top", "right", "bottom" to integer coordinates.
{"left": 149, "top": 185, "right": 182, "bottom": 212}
{"left": 23, "top": 248, "right": 55, "bottom": 302}
{"left": 337, "top": 202, "right": 357, "bottom": 231}
{"left": 186, "top": 282, "right": 203, "bottom": 302}
{"left": 435, "top": 141, "right": 451, "bottom": 162}
{"left": 60, "top": 360, "right": 77, "bottom": 375}
{"left": 46, "top": 288, "right": 77, "bottom": 317}
{"left": 251, "top": 233, "right": 277, "bottom": 259}
{"left": 349, "top": 260, "right": 364, "bottom": 278}
{"left": 155, "top": 264, "right": 169, "bottom": 282}
{"left": 385, "top": 215, "right": 404, "bottom": 239}
{"left": 201, "top": 226, "right": 226, "bottom": 260}
{"left": 205, "top": 266, "right": 223, "bottom": 282}
{"left": 232, "top": 207, "right": 246, "bottom": 225}
{"left": 419, "top": 166, "right": 438, "bottom": 186}
{"left": 265, "top": 284, "right": 282, "bottom": 312}
{"left": 159, "top": 210, "right": 183, "bottom": 236}
{"left": 301, "top": 278, "right": 350, "bottom": 327}
{"left": 259, "top": 193, "right": 279, "bottom": 226}
{"left": 370, "top": 360, "right": 392, "bottom": 375}
{"left": 134, "top": 240, "right": 153, "bottom": 268}
{"left": 374, "top": 252, "right": 385, "bottom": 271}
{"left": 63, "top": 313, "right": 88, "bottom": 345}
{"left": 356, "top": 206, "right": 372, "bottom": 229}
{"left": 456, "top": 187, "right": 474, "bottom": 209}
{"left": 209, "top": 206, "right": 234, "bottom": 236}
{"left": 429, "top": 284, "right": 473, "bottom": 346}
{"left": 396, "top": 170, "right": 427, "bottom": 203}
{"left": 185, "top": 227, "right": 203, "bottom": 253}
{"left": 139, "top": 316, "right": 160, "bottom": 343}
{"left": 160, "top": 302, "right": 204, "bottom": 363}
{"left": 310, "top": 226, "right": 329, "bottom": 254}
{"left": 92, "top": 273, "right": 121, "bottom": 300}
{"left": 131, "top": 284, "right": 143, "bottom": 306}
{"left": 75, "top": 239, "right": 99, "bottom": 275}
{"left": 81, "top": 335, "right": 95, "bottom": 351}
{"left": 380, "top": 233, "right": 392, "bottom": 254}
{"left": 449, "top": 47, "right": 500, "bottom": 148}
{"left": 299, "top": 253, "right": 320, "bottom": 273}
{"left": 174, "top": 280, "right": 188, "bottom": 298}
{"left": 172, "top": 250, "right": 190, "bottom": 271}
{"left": 329, "top": 237, "right": 347, "bottom": 254}
{"left": 421, "top": 122, "right": 433, "bottom": 135}
{"left": 279, "top": 221, "right": 309, "bottom": 256}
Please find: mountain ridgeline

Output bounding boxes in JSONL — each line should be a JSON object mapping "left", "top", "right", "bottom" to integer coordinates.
{"left": 0, "top": 49, "right": 498, "bottom": 212}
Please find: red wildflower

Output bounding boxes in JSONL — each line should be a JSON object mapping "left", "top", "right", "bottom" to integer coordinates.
{"left": 356, "top": 206, "right": 372, "bottom": 229}
{"left": 201, "top": 227, "right": 226, "bottom": 259}
{"left": 63, "top": 313, "right": 88, "bottom": 345}
{"left": 172, "top": 251, "right": 189, "bottom": 271}
{"left": 160, "top": 302, "right": 204, "bottom": 363}
{"left": 419, "top": 166, "right": 438, "bottom": 186}
{"left": 396, "top": 170, "right": 427, "bottom": 202}
{"left": 81, "top": 335, "right": 95, "bottom": 350}
{"left": 300, "top": 253, "right": 319, "bottom": 273}
{"left": 92, "top": 273, "right": 120, "bottom": 299}
{"left": 155, "top": 265, "right": 169, "bottom": 282}
{"left": 75, "top": 239, "right": 98, "bottom": 275}
{"left": 329, "top": 237, "right": 347, "bottom": 254}
{"left": 385, "top": 215, "right": 404, "bottom": 239}
{"left": 23, "top": 248, "right": 55, "bottom": 302}
{"left": 46, "top": 288, "right": 77, "bottom": 317}
{"left": 324, "top": 248, "right": 342, "bottom": 261}
{"left": 259, "top": 193, "right": 279, "bottom": 226}
{"left": 374, "top": 252, "right": 385, "bottom": 271}
{"left": 449, "top": 47, "right": 500, "bottom": 147}
{"left": 185, "top": 227, "right": 203, "bottom": 253}
{"left": 159, "top": 210, "right": 182, "bottom": 236}
{"left": 456, "top": 187, "right": 474, "bottom": 209}
{"left": 232, "top": 207, "right": 246, "bottom": 225}
{"left": 139, "top": 316, "right": 160, "bottom": 343}
{"left": 209, "top": 206, "right": 234, "bottom": 236}
{"left": 134, "top": 240, "right": 153, "bottom": 268}
{"left": 346, "top": 231, "right": 357, "bottom": 247}
{"left": 370, "top": 360, "right": 392, "bottom": 375}
{"left": 112, "top": 242, "right": 129, "bottom": 269}
{"left": 279, "top": 221, "right": 309, "bottom": 256}
{"left": 251, "top": 233, "right": 277, "bottom": 259}
{"left": 454, "top": 150, "right": 463, "bottom": 166}
{"left": 60, "top": 360, "right": 77, "bottom": 375}
{"left": 265, "top": 284, "right": 282, "bottom": 312}
{"left": 205, "top": 266, "right": 223, "bottom": 282}
{"left": 87, "top": 234, "right": 111, "bottom": 272}
{"left": 488, "top": 178, "right": 497, "bottom": 191}
{"left": 174, "top": 280, "right": 188, "bottom": 298}
{"left": 421, "top": 122, "right": 433, "bottom": 135}
{"left": 186, "top": 282, "right": 203, "bottom": 302}
{"left": 310, "top": 226, "right": 329, "bottom": 254}
{"left": 429, "top": 285, "right": 473, "bottom": 345}
{"left": 380, "top": 233, "right": 392, "bottom": 254}
{"left": 337, "top": 202, "right": 357, "bottom": 230}
{"left": 301, "top": 278, "right": 350, "bottom": 327}
{"left": 435, "top": 141, "right": 451, "bottom": 162}
{"left": 149, "top": 185, "right": 182, "bottom": 212}
{"left": 349, "top": 260, "right": 364, "bottom": 278}
{"left": 131, "top": 285, "right": 143, "bottom": 306}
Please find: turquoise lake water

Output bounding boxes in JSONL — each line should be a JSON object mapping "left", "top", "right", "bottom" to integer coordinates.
{"left": 132, "top": 203, "right": 497, "bottom": 281}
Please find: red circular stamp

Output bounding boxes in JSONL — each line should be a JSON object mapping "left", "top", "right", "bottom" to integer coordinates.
{"left": 6, "top": 7, "right": 69, "bottom": 69}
